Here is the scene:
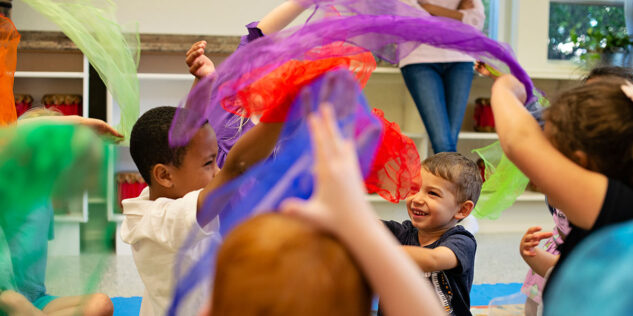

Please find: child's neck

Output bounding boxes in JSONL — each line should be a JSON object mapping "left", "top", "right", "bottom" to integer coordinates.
{"left": 416, "top": 226, "right": 452, "bottom": 247}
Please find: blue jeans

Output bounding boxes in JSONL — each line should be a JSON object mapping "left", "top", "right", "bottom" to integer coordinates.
{"left": 401, "top": 62, "right": 474, "bottom": 153}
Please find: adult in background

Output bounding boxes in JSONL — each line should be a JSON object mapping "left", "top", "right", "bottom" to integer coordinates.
{"left": 400, "top": 0, "right": 485, "bottom": 154}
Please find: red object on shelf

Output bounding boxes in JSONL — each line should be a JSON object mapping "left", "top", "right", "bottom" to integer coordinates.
{"left": 473, "top": 97, "right": 495, "bottom": 132}
{"left": 117, "top": 172, "right": 147, "bottom": 210}
{"left": 14, "top": 94, "right": 33, "bottom": 117}
{"left": 477, "top": 158, "right": 486, "bottom": 182}
{"left": 42, "top": 94, "right": 82, "bottom": 116}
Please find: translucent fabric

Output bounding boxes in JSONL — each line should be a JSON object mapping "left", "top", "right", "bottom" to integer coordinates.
{"left": 0, "top": 16, "right": 19, "bottom": 126}
{"left": 169, "top": 69, "right": 382, "bottom": 315}
{"left": 471, "top": 90, "right": 550, "bottom": 219}
{"left": 222, "top": 43, "right": 376, "bottom": 122}
{"left": 472, "top": 141, "right": 530, "bottom": 219}
{"left": 366, "top": 108, "right": 421, "bottom": 203}
{"left": 546, "top": 220, "right": 633, "bottom": 316}
{"left": 21, "top": 0, "right": 140, "bottom": 140}
{"left": 169, "top": 0, "right": 534, "bottom": 147}
{"left": 0, "top": 122, "right": 108, "bottom": 296}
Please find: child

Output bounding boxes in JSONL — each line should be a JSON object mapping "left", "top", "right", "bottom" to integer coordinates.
{"left": 381, "top": 152, "right": 482, "bottom": 316}
{"left": 515, "top": 65, "right": 633, "bottom": 316}
{"left": 206, "top": 104, "right": 445, "bottom": 316}
{"left": 488, "top": 74, "right": 633, "bottom": 314}
{"left": 0, "top": 110, "right": 118, "bottom": 316}
{"left": 121, "top": 105, "right": 281, "bottom": 316}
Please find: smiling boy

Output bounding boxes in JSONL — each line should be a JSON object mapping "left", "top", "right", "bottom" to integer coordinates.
{"left": 381, "top": 152, "right": 482, "bottom": 316}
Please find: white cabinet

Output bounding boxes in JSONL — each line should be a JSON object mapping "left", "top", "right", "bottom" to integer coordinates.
{"left": 15, "top": 50, "right": 91, "bottom": 255}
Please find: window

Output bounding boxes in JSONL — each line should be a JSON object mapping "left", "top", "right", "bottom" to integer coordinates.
{"left": 482, "top": 0, "right": 499, "bottom": 39}
{"left": 548, "top": 0, "right": 627, "bottom": 60}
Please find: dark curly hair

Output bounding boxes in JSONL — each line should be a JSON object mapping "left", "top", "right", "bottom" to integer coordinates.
{"left": 130, "top": 106, "right": 190, "bottom": 184}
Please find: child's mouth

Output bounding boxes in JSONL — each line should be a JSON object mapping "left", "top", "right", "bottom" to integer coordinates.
{"left": 412, "top": 209, "right": 428, "bottom": 216}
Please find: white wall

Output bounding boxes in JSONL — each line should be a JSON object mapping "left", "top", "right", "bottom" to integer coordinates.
{"left": 12, "top": 0, "right": 302, "bottom": 35}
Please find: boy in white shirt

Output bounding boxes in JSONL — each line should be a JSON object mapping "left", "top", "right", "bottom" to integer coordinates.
{"left": 121, "top": 105, "right": 281, "bottom": 316}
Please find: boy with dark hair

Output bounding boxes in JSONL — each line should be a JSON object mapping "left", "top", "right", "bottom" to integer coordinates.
{"left": 121, "top": 105, "right": 281, "bottom": 316}
{"left": 381, "top": 152, "right": 482, "bottom": 316}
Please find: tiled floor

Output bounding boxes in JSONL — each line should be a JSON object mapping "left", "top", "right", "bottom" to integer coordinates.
{"left": 45, "top": 232, "right": 529, "bottom": 298}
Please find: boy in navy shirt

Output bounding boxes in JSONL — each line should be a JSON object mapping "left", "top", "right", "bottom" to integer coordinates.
{"left": 382, "top": 152, "right": 482, "bottom": 316}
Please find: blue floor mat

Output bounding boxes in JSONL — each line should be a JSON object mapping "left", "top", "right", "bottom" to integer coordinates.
{"left": 470, "top": 283, "right": 523, "bottom": 306}
{"left": 113, "top": 283, "right": 523, "bottom": 315}
{"left": 112, "top": 297, "right": 142, "bottom": 316}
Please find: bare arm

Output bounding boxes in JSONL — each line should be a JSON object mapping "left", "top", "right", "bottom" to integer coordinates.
{"left": 256, "top": 1, "right": 307, "bottom": 35}
{"left": 490, "top": 75, "right": 607, "bottom": 229}
{"left": 197, "top": 121, "right": 283, "bottom": 211}
{"left": 20, "top": 115, "right": 123, "bottom": 139}
{"left": 402, "top": 246, "right": 459, "bottom": 272}
{"left": 519, "top": 226, "right": 558, "bottom": 277}
{"left": 523, "top": 248, "right": 559, "bottom": 277}
{"left": 419, "top": 3, "right": 464, "bottom": 20}
{"left": 281, "top": 104, "right": 445, "bottom": 316}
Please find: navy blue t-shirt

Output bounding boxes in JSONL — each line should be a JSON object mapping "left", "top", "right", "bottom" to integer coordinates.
{"left": 380, "top": 221, "right": 476, "bottom": 316}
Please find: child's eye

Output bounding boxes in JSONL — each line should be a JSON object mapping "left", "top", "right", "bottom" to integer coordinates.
{"left": 204, "top": 160, "right": 215, "bottom": 167}
{"left": 429, "top": 191, "right": 440, "bottom": 197}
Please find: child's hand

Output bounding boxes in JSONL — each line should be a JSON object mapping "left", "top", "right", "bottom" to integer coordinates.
{"left": 280, "top": 103, "right": 370, "bottom": 235}
{"left": 520, "top": 226, "right": 553, "bottom": 257}
{"left": 458, "top": 0, "right": 474, "bottom": 10}
{"left": 186, "top": 41, "right": 216, "bottom": 79}
{"left": 79, "top": 117, "right": 123, "bottom": 139}
{"left": 474, "top": 61, "right": 501, "bottom": 79}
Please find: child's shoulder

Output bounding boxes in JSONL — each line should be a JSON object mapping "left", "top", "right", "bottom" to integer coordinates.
{"left": 122, "top": 188, "right": 200, "bottom": 216}
{"left": 437, "top": 226, "right": 476, "bottom": 247}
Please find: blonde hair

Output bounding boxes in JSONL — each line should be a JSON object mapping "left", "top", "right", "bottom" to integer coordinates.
{"left": 18, "top": 107, "right": 62, "bottom": 120}
{"left": 211, "top": 213, "right": 371, "bottom": 316}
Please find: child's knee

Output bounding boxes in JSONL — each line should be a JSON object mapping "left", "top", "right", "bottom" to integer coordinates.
{"left": 83, "top": 293, "right": 113, "bottom": 316}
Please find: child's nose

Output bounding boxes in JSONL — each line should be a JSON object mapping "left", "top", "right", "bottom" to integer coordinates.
{"left": 213, "top": 164, "right": 220, "bottom": 176}
{"left": 410, "top": 192, "right": 426, "bottom": 205}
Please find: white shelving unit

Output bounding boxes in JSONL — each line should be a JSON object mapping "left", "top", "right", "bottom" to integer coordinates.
{"left": 15, "top": 52, "right": 91, "bottom": 255}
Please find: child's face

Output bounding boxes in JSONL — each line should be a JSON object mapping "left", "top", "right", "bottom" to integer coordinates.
{"left": 168, "top": 124, "right": 219, "bottom": 197}
{"left": 405, "top": 169, "right": 463, "bottom": 232}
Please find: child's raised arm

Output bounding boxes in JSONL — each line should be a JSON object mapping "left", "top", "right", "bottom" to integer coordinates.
{"left": 519, "top": 226, "right": 558, "bottom": 277}
{"left": 197, "top": 121, "right": 283, "bottom": 213}
{"left": 490, "top": 75, "right": 607, "bottom": 229}
{"left": 256, "top": 1, "right": 307, "bottom": 35}
{"left": 280, "top": 104, "right": 444, "bottom": 316}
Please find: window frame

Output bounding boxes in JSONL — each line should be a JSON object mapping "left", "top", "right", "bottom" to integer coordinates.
{"left": 508, "top": 0, "right": 629, "bottom": 79}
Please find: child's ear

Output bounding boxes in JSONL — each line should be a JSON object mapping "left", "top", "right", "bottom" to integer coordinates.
{"left": 454, "top": 200, "right": 474, "bottom": 220}
{"left": 152, "top": 163, "right": 173, "bottom": 188}
{"left": 572, "top": 150, "right": 590, "bottom": 169}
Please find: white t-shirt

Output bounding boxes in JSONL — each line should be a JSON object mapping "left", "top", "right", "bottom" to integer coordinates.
{"left": 399, "top": 0, "right": 486, "bottom": 67}
{"left": 121, "top": 187, "right": 220, "bottom": 316}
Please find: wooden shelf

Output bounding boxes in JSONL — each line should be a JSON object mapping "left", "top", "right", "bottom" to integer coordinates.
{"left": 515, "top": 191, "right": 546, "bottom": 202}
{"left": 15, "top": 71, "right": 85, "bottom": 79}
{"left": 459, "top": 131, "right": 498, "bottom": 140}
{"left": 54, "top": 214, "right": 88, "bottom": 223}
{"left": 137, "top": 73, "right": 193, "bottom": 80}
{"left": 373, "top": 66, "right": 400, "bottom": 74}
